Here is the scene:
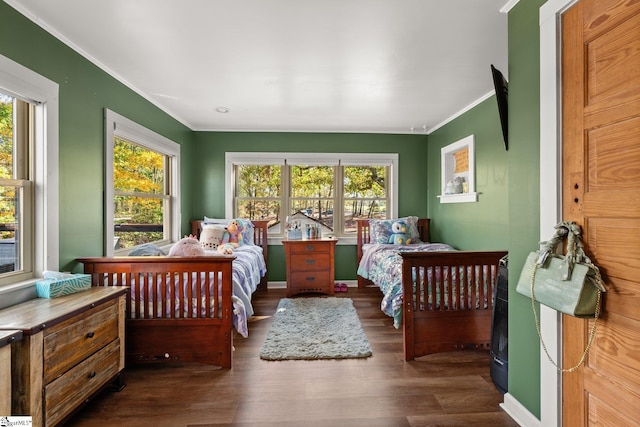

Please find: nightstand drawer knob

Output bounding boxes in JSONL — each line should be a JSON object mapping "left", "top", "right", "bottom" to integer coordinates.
{"left": 305, "top": 245, "right": 315, "bottom": 251}
{"left": 305, "top": 259, "right": 315, "bottom": 265}
{"left": 87, "top": 371, "right": 96, "bottom": 379}
{"left": 86, "top": 331, "right": 95, "bottom": 339}
{"left": 306, "top": 277, "right": 316, "bottom": 281}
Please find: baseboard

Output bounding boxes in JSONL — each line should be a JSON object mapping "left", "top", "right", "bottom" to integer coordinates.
{"left": 267, "top": 281, "right": 287, "bottom": 289}
{"left": 501, "top": 393, "right": 541, "bottom": 427}
{"left": 266, "top": 280, "right": 358, "bottom": 290}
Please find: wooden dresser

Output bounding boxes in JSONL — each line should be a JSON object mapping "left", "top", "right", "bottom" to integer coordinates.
{"left": 283, "top": 238, "right": 337, "bottom": 297}
{"left": 0, "top": 329, "right": 22, "bottom": 415}
{"left": 0, "top": 287, "right": 126, "bottom": 426}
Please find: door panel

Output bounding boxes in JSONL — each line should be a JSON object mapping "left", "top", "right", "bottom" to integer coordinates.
{"left": 562, "top": 0, "right": 640, "bottom": 425}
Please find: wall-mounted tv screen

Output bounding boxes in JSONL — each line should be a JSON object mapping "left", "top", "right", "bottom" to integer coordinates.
{"left": 491, "top": 64, "right": 508, "bottom": 150}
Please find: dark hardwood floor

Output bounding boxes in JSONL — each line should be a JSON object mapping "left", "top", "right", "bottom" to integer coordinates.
{"left": 67, "top": 287, "right": 517, "bottom": 427}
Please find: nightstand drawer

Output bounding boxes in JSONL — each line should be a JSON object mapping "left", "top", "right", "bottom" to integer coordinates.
{"left": 44, "top": 338, "right": 120, "bottom": 427}
{"left": 289, "top": 271, "right": 331, "bottom": 289}
{"left": 43, "top": 298, "right": 119, "bottom": 383}
{"left": 287, "top": 242, "right": 331, "bottom": 254}
{"left": 289, "top": 254, "right": 331, "bottom": 272}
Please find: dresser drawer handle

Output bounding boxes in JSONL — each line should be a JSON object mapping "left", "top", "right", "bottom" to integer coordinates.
{"left": 305, "top": 245, "right": 315, "bottom": 251}
{"left": 87, "top": 371, "right": 96, "bottom": 379}
{"left": 306, "top": 277, "right": 316, "bottom": 282}
{"left": 86, "top": 331, "right": 95, "bottom": 339}
{"left": 305, "top": 259, "right": 315, "bottom": 265}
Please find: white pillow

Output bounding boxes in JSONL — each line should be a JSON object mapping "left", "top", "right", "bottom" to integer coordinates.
{"left": 199, "top": 224, "right": 226, "bottom": 251}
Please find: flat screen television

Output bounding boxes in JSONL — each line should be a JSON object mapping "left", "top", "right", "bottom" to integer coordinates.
{"left": 491, "top": 64, "right": 508, "bottom": 150}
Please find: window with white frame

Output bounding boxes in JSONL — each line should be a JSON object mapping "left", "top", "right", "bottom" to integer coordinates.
{"left": 0, "top": 54, "right": 59, "bottom": 290}
{"left": 225, "top": 153, "right": 398, "bottom": 240}
{"left": 104, "top": 110, "right": 180, "bottom": 256}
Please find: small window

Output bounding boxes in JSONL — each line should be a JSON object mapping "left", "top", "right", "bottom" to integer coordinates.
{"left": 105, "top": 110, "right": 180, "bottom": 256}
{"left": 438, "top": 135, "right": 478, "bottom": 203}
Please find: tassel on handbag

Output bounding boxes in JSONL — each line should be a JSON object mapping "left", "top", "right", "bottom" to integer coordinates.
{"left": 516, "top": 221, "right": 608, "bottom": 372}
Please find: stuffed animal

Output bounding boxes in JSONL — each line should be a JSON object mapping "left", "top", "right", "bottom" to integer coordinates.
{"left": 168, "top": 235, "right": 206, "bottom": 256}
{"left": 218, "top": 218, "right": 245, "bottom": 254}
{"left": 388, "top": 220, "right": 411, "bottom": 245}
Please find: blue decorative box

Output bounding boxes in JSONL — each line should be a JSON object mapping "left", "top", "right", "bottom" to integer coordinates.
{"left": 286, "top": 229, "right": 302, "bottom": 240}
{"left": 36, "top": 274, "right": 92, "bottom": 298}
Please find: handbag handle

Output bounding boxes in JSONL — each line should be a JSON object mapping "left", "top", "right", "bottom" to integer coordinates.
{"left": 539, "top": 222, "right": 607, "bottom": 291}
{"left": 529, "top": 255, "right": 601, "bottom": 372}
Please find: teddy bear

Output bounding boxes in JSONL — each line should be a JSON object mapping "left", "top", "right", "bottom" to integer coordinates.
{"left": 168, "top": 235, "right": 206, "bottom": 256}
{"left": 388, "top": 220, "right": 411, "bottom": 245}
{"left": 218, "top": 218, "right": 245, "bottom": 254}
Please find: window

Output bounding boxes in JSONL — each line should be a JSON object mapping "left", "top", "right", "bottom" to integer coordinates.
{"left": 226, "top": 153, "right": 398, "bottom": 242}
{"left": 104, "top": 110, "right": 180, "bottom": 256}
{"left": 438, "top": 135, "right": 478, "bottom": 203}
{"left": 0, "top": 54, "right": 59, "bottom": 290}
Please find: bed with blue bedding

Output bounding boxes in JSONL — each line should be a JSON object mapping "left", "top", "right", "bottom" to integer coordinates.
{"left": 356, "top": 218, "right": 507, "bottom": 360}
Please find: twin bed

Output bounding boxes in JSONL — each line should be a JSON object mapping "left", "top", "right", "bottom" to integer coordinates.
{"left": 78, "top": 219, "right": 269, "bottom": 369}
{"left": 356, "top": 218, "right": 507, "bottom": 360}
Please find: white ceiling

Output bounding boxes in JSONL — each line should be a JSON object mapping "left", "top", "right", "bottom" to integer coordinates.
{"left": 6, "top": 0, "right": 509, "bottom": 134}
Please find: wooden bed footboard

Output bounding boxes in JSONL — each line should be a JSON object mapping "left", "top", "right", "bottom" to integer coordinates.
{"left": 78, "top": 256, "right": 236, "bottom": 368}
{"left": 192, "top": 219, "right": 269, "bottom": 290}
{"left": 401, "top": 250, "right": 507, "bottom": 361}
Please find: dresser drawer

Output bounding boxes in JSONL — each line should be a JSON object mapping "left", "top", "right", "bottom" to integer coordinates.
{"left": 43, "top": 298, "right": 119, "bottom": 383}
{"left": 289, "top": 271, "right": 331, "bottom": 287}
{"left": 289, "top": 253, "right": 331, "bottom": 272}
{"left": 44, "top": 338, "right": 120, "bottom": 427}
{"left": 287, "top": 242, "right": 331, "bottom": 254}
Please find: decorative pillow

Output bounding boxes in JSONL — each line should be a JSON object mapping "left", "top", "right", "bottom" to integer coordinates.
{"left": 203, "top": 216, "right": 255, "bottom": 245}
{"left": 199, "top": 224, "right": 226, "bottom": 251}
{"left": 369, "top": 216, "right": 423, "bottom": 244}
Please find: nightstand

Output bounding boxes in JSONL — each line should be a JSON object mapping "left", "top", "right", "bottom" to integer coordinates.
{"left": 282, "top": 238, "right": 338, "bottom": 297}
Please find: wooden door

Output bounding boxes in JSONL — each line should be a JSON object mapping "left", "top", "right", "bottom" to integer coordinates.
{"left": 561, "top": 0, "right": 640, "bottom": 425}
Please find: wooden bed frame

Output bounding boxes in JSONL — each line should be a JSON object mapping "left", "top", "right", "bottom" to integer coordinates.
{"left": 356, "top": 219, "right": 507, "bottom": 360}
{"left": 78, "top": 220, "right": 270, "bottom": 369}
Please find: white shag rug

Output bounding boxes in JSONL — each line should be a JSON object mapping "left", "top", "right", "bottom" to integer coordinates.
{"left": 259, "top": 297, "right": 373, "bottom": 361}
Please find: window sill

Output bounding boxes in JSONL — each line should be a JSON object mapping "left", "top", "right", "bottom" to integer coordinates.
{"left": 268, "top": 236, "right": 356, "bottom": 246}
{"left": 437, "top": 192, "right": 478, "bottom": 204}
{"left": 0, "top": 278, "right": 40, "bottom": 310}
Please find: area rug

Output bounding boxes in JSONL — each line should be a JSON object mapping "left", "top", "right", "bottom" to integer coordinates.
{"left": 259, "top": 297, "right": 373, "bottom": 360}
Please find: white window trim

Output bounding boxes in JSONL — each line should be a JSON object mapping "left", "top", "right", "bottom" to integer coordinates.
{"left": 104, "top": 109, "right": 180, "bottom": 256}
{"left": 0, "top": 53, "right": 59, "bottom": 295}
{"left": 225, "top": 152, "right": 398, "bottom": 245}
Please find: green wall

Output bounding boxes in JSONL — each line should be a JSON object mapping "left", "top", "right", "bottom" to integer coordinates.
{"left": 507, "top": 0, "right": 546, "bottom": 418}
{"left": 426, "top": 98, "right": 509, "bottom": 250}
{"left": 0, "top": 2, "right": 197, "bottom": 271}
{"left": 192, "top": 132, "right": 428, "bottom": 282}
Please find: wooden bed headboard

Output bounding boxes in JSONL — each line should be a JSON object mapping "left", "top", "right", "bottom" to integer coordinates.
{"left": 191, "top": 219, "right": 270, "bottom": 290}
{"left": 356, "top": 218, "right": 430, "bottom": 263}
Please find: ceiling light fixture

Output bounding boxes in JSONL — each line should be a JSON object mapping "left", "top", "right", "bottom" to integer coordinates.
{"left": 215, "top": 107, "right": 230, "bottom": 113}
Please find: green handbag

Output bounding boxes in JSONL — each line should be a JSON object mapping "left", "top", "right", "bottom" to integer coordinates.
{"left": 516, "top": 221, "right": 608, "bottom": 372}
{"left": 516, "top": 221, "right": 607, "bottom": 317}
